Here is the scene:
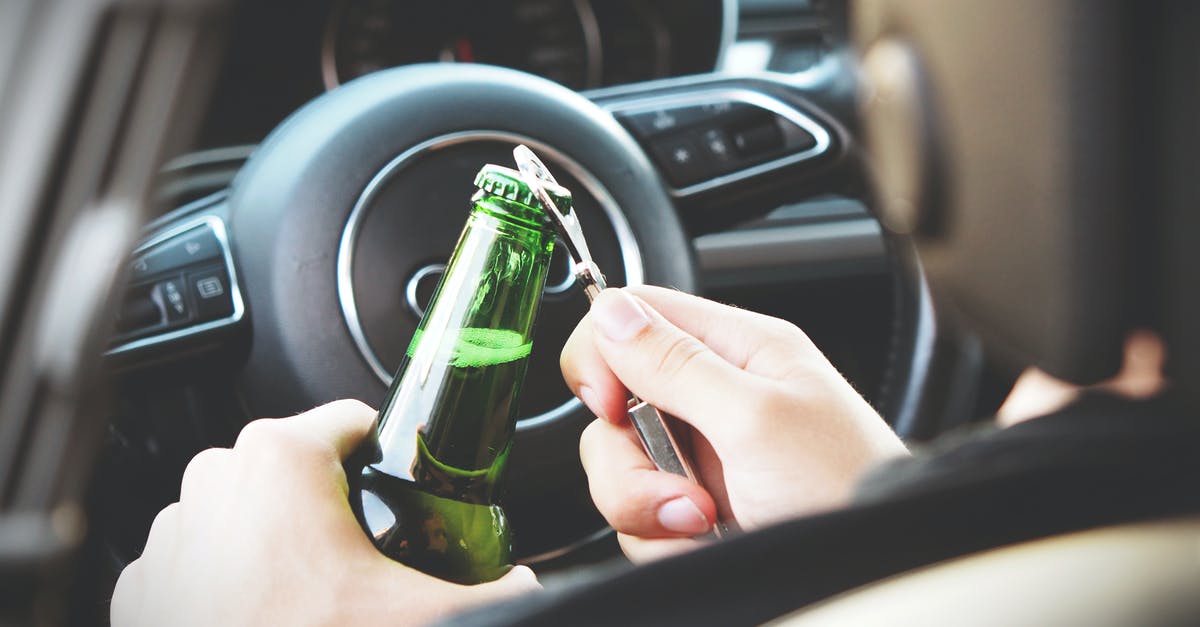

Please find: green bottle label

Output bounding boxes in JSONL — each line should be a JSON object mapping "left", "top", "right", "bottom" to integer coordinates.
{"left": 406, "top": 327, "right": 533, "bottom": 368}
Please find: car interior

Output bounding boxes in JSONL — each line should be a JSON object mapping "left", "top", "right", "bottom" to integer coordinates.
{"left": 0, "top": 0, "right": 1196, "bottom": 625}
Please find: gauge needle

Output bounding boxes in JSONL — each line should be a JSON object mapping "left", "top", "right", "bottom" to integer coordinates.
{"left": 454, "top": 37, "right": 475, "bottom": 63}
{"left": 439, "top": 37, "right": 476, "bottom": 64}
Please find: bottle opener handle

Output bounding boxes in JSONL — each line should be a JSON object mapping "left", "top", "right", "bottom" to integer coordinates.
{"left": 626, "top": 399, "right": 698, "bottom": 480}
{"left": 513, "top": 144, "right": 725, "bottom": 540}
{"left": 626, "top": 399, "right": 725, "bottom": 540}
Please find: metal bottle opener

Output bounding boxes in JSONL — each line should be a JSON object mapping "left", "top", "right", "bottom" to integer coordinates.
{"left": 513, "top": 145, "right": 724, "bottom": 540}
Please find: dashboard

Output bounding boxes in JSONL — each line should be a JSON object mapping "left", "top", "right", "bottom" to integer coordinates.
{"left": 164, "top": 0, "right": 890, "bottom": 425}
{"left": 324, "top": 0, "right": 667, "bottom": 91}
{"left": 197, "top": 0, "right": 730, "bottom": 148}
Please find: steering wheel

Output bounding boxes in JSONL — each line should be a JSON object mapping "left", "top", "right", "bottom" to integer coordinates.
{"left": 108, "top": 63, "right": 934, "bottom": 563}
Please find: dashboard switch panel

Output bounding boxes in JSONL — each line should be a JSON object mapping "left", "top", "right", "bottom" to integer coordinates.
{"left": 649, "top": 133, "right": 715, "bottom": 186}
{"left": 115, "top": 286, "right": 164, "bottom": 333}
{"left": 108, "top": 215, "right": 245, "bottom": 357}
{"left": 731, "top": 119, "right": 785, "bottom": 156}
{"left": 700, "top": 128, "right": 736, "bottom": 165}
{"left": 610, "top": 88, "right": 833, "bottom": 197}
{"left": 157, "top": 277, "right": 191, "bottom": 323}
{"left": 129, "top": 224, "right": 222, "bottom": 282}
{"left": 188, "top": 267, "right": 234, "bottom": 322}
{"left": 623, "top": 105, "right": 710, "bottom": 136}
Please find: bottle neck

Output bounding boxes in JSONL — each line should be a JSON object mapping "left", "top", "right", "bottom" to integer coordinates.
{"left": 371, "top": 200, "right": 554, "bottom": 504}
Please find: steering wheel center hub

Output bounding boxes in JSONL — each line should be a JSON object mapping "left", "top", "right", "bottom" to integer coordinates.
{"left": 337, "top": 132, "right": 642, "bottom": 426}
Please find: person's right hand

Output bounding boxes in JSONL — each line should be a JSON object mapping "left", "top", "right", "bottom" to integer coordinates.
{"left": 561, "top": 286, "right": 908, "bottom": 562}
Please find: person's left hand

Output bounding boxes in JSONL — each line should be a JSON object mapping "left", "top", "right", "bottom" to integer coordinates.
{"left": 111, "top": 400, "right": 539, "bottom": 627}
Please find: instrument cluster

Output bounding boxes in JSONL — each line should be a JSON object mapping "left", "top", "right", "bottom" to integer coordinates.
{"left": 322, "top": 0, "right": 683, "bottom": 91}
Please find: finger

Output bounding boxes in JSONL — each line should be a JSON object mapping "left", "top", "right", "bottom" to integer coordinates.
{"left": 579, "top": 419, "right": 717, "bottom": 538}
{"left": 140, "top": 502, "right": 180, "bottom": 561}
{"left": 561, "top": 317, "right": 633, "bottom": 425}
{"left": 617, "top": 532, "right": 705, "bottom": 564}
{"left": 481, "top": 565, "right": 541, "bottom": 596}
{"left": 179, "top": 447, "right": 233, "bottom": 502}
{"left": 282, "top": 399, "right": 377, "bottom": 460}
{"left": 242, "top": 399, "right": 376, "bottom": 461}
{"left": 585, "top": 288, "right": 767, "bottom": 440}
{"left": 110, "top": 558, "right": 145, "bottom": 626}
{"left": 561, "top": 287, "right": 827, "bottom": 428}
{"left": 370, "top": 564, "right": 539, "bottom": 624}
{"left": 623, "top": 285, "right": 826, "bottom": 380}
{"left": 440, "top": 565, "right": 541, "bottom": 610}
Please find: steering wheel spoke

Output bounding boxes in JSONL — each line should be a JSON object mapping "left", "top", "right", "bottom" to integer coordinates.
{"left": 591, "top": 75, "right": 863, "bottom": 234}
{"left": 106, "top": 194, "right": 248, "bottom": 369}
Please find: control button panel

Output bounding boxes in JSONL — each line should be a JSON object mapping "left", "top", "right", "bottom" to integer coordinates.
{"left": 109, "top": 218, "right": 242, "bottom": 354}
{"left": 613, "top": 91, "right": 829, "bottom": 192}
{"left": 159, "top": 277, "right": 190, "bottom": 322}
{"left": 648, "top": 134, "right": 710, "bottom": 187}
{"left": 129, "top": 224, "right": 222, "bottom": 282}
{"left": 188, "top": 267, "right": 234, "bottom": 322}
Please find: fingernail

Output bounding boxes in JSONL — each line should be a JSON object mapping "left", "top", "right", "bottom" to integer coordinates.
{"left": 657, "top": 496, "right": 710, "bottom": 535}
{"left": 579, "top": 386, "right": 607, "bottom": 422}
{"left": 593, "top": 290, "right": 651, "bottom": 342}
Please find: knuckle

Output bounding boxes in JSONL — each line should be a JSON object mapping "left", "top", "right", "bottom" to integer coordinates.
{"left": 578, "top": 419, "right": 604, "bottom": 470}
{"left": 323, "top": 398, "right": 373, "bottom": 416}
{"left": 234, "top": 418, "right": 281, "bottom": 452}
{"left": 751, "top": 384, "right": 803, "bottom": 422}
{"left": 150, "top": 502, "right": 179, "bottom": 530}
{"left": 111, "top": 560, "right": 143, "bottom": 623}
{"left": 765, "top": 315, "right": 803, "bottom": 338}
{"left": 651, "top": 335, "right": 707, "bottom": 384}
{"left": 144, "top": 502, "right": 180, "bottom": 547}
{"left": 559, "top": 344, "right": 570, "bottom": 373}
{"left": 605, "top": 490, "right": 656, "bottom": 536}
{"left": 586, "top": 473, "right": 656, "bottom": 535}
{"left": 559, "top": 347, "right": 580, "bottom": 386}
{"left": 734, "top": 383, "right": 800, "bottom": 437}
{"left": 607, "top": 510, "right": 644, "bottom": 536}
{"left": 753, "top": 313, "right": 810, "bottom": 347}
{"left": 180, "top": 448, "right": 230, "bottom": 497}
{"left": 560, "top": 320, "right": 595, "bottom": 382}
{"left": 235, "top": 418, "right": 326, "bottom": 464}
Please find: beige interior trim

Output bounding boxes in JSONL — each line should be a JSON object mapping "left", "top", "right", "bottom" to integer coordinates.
{"left": 768, "top": 517, "right": 1200, "bottom": 627}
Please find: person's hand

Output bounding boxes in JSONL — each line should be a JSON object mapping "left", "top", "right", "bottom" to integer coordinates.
{"left": 561, "top": 286, "right": 908, "bottom": 561}
{"left": 111, "top": 400, "right": 539, "bottom": 627}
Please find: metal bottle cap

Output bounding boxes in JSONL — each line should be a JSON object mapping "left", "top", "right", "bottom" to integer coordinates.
{"left": 474, "top": 164, "right": 572, "bottom": 212}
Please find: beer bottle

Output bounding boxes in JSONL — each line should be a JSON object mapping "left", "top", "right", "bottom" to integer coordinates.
{"left": 349, "top": 164, "right": 566, "bottom": 584}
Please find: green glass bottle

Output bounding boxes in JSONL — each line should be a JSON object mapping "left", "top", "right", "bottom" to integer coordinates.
{"left": 349, "top": 164, "right": 567, "bottom": 584}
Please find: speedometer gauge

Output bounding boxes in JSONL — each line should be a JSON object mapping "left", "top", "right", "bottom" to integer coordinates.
{"left": 322, "top": 0, "right": 602, "bottom": 91}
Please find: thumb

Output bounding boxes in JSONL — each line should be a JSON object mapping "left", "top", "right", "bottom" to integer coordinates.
{"left": 495, "top": 565, "right": 541, "bottom": 591}
{"left": 379, "top": 564, "right": 540, "bottom": 624}
{"left": 588, "top": 288, "right": 759, "bottom": 441}
{"left": 472, "top": 565, "right": 542, "bottom": 600}
{"left": 275, "top": 399, "right": 377, "bottom": 460}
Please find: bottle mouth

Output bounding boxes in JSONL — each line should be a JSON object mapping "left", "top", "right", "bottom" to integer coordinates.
{"left": 471, "top": 189, "right": 558, "bottom": 232}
